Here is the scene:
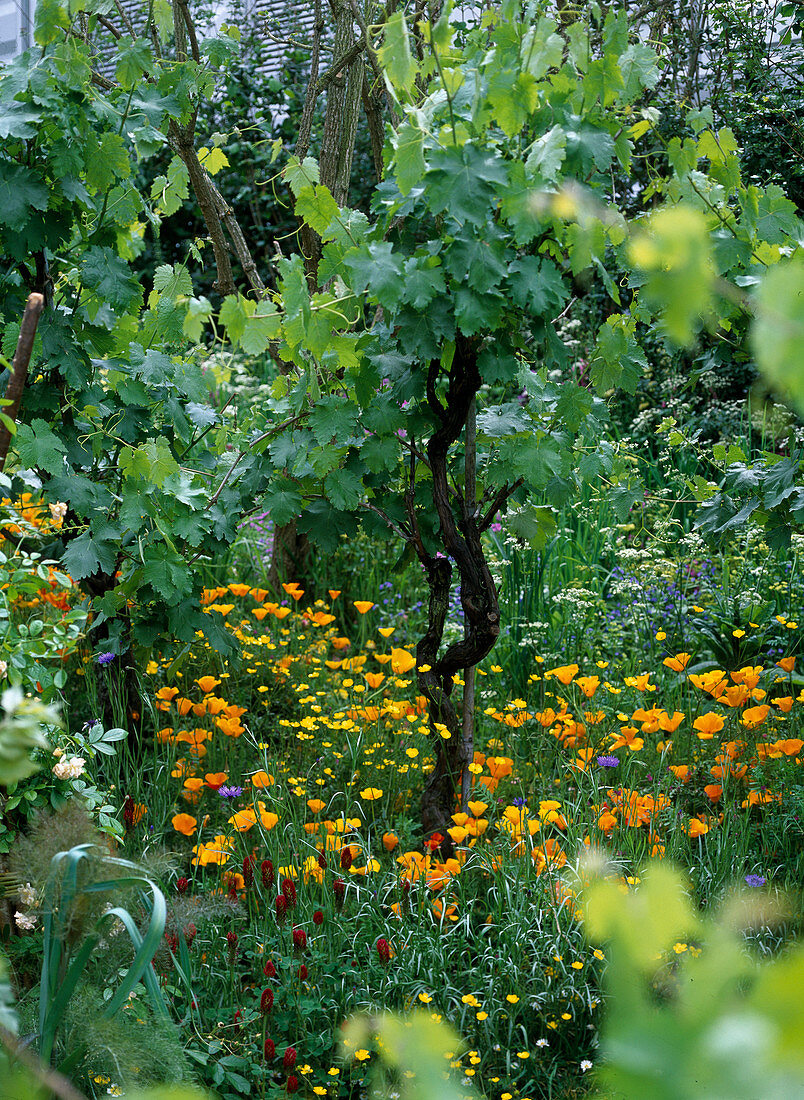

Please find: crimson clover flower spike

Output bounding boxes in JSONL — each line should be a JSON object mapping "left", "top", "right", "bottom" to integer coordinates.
{"left": 242, "top": 856, "right": 255, "bottom": 886}
{"left": 282, "top": 877, "right": 297, "bottom": 907}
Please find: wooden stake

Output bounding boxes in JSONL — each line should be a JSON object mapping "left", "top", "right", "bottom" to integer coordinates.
{"left": 0, "top": 292, "right": 44, "bottom": 472}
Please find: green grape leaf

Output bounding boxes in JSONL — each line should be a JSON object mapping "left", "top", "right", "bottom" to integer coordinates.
{"left": 151, "top": 263, "right": 194, "bottom": 303}
{"left": 361, "top": 434, "right": 400, "bottom": 473}
{"left": 61, "top": 530, "right": 117, "bottom": 580}
{"left": 378, "top": 11, "right": 418, "bottom": 97}
{"left": 477, "top": 402, "right": 531, "bottom": 438}
{"left": 283, "top": 155, "right": 320, "bottom": 197}
{"left": 119, "top": 437, "right": 180, "bottom": 487}
{"left": 618, "top": 42, "right": 660, "bottom": 100}
{"left": 522, "top": 16, "right": 564, "bottom": 78}
{"left": 0, "top": 161, "right": 48, "bottom": 232}
{"left": 116, "top": 38, "right": 153, "bottom": 89}
{"left": 186, "top": 403, "right": 218, "bottom": 430}
{"left": 219, "top": 294, "right": 249, "bottom": 344}
{"left": 401, "top": 257, "right": 447, "bottom": 308}
{"left": 740, "top": 184, "right": 801, "bottom": 246}
{"left": 13, "top": 421, "right": 67, "bottom": 475}
{"left": 151, "top": 155, "right": 189, "bottom": 215}
{"left": 309, "top": 396, "right": 359, "bottom": 446}
{"left": 343, "top": 242, "right": 406, "bottom": 309}
{"left": 590, "top": 315, "right": 647, "bottom": 394}
{"left": 81, "top": 246, "right": 142, "bottom": 310}
{"left": 297, "top": 498, "right": 358, "bottom": 551}
{"left": 425, "top": 144, "right": 509, "bottom": 226}
{"left": 488, "top": 70, "right": 539, "bottom": 137}
{"left": 324, "top": 467, "right": 363, "bottom": 511}
{"left": 499, "top": 161, "right": 544, "bottom": 245}
{"left": 241, "top": 302, "right": 282, "bottom": 354}
{"left": 507, "top": 505, "right": 557, "bottom": 548}
{"left": 555, "top": 382, "right": 595, "bottom": 430}
{"left": 295, "top": 184, "right": 340, "bottom": 237}
{"left": 508, "top": 256, "right": 566, "bottom": 315}
{"left": 393, "top": 119, "right": 426, "bottom": 196}
{"left": 525, "top": 125, "right": 566, "bottom": 182}
{"left": 198, "top": 146, "right": 229, "bottom": 176}
{"left": 142, "top": 546, "right": 193, "bottom": 600}
{"left": 628, "top": 205, "right": 715, "bottom": 345}
{"left": 696, "top": 127, "right": 739, "bottom": 166}
{"left": 262, "top": 479, "right": 303, "bottom": 525}
{"left": 443, "top": 235, "right": 509, "bottom": 294}
{"left": 34, "top": 0, "right": 69, "bottom": 44}
{"left": 183, "top": 296, "right": 213, "bottom": 342}
{"left": 0, "top": 102, "right": 43, "bottom": 139}
{"left": 752, "top": 255, "right": 804, "bottom": 414}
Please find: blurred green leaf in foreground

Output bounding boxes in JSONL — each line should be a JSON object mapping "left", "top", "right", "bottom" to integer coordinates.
{"left": 584, "top": 860, "right": 804, "bottom": 1100}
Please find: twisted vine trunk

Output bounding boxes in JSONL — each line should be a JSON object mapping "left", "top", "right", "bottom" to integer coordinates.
{"left": 414, "top": 337, "right": 501, "bottom": 847}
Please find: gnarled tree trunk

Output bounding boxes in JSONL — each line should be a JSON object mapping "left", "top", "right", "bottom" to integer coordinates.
{"left": 410, "top": 338, "right": 502, "bottom": 849}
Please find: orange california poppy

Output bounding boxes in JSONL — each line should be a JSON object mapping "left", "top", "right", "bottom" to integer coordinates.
{"left": 693, "top": 712, "right": 725, "bottom": 739}
{"left": 663, "top": 653, "right": 692, "bottom": 672}
{"left": 195, "top": 676, "right": 221, "bottom": 693}
{"left": 172, "top": 813, "right": 197, "bottom": 836}
{"left": 545, "top": 664, "right": 579, "bottom": 685}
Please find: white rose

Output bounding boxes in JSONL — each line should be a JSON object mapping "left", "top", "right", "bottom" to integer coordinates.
{"left": 53, "top": 758, "right": 71, "bottom": 779}
{"left": 66, "top": 756, "right": 86, "bottom": 778}
{"left": 53, "top": 755, "right": 85, "bottom": 780}
{"left": 19, "top": 883, "right": 37, "bottom": 907}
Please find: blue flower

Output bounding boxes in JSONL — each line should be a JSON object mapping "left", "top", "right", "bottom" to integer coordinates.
{"left": 744, "top": 874, "right": 766, "bottom": 887}
{"left": 97, "top": 652, "right": 115, "bottom": 665}
{"left": 597, "top": 755, "right": 620, "bottom": 768}
{"left": 218, "top": 785, "right": 244, "bottom": 798}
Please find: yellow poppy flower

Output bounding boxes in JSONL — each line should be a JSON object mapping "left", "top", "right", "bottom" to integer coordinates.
{"left": 390, "top": 648, "right": 416, "bottom": 674}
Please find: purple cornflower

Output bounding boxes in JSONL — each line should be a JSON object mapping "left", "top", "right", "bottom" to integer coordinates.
{"left": 218, "top": 785, "right": 244, "bottom": 798}
{"left": 745, "top": 874, "right": 766, "bottom": 887}
{"left": 597, "top": 755, "right": 620, "bottom": 768}
{"left": 512, "top": 796, "right": 528, "bottom": 807}
{"left": 97, "top": 651, "right": 115, "bottom": 665}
